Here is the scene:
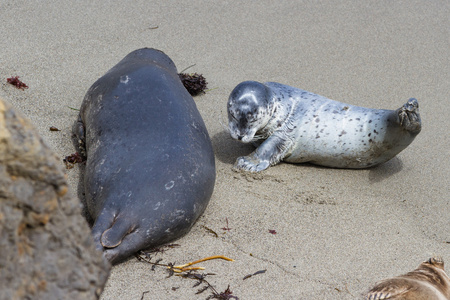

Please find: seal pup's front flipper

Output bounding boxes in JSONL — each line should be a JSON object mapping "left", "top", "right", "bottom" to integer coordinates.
{"left": 234, "top": 134, "right": 293, "bottom": 172}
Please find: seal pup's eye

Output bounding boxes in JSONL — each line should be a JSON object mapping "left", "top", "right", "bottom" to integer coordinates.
{"left": 230, "top": 113, "right": 239, "bottom": 122}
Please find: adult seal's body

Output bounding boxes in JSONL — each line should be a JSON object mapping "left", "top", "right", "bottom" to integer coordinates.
{"left": 74, "top": 48, "right": 215, "bottom": 264}
{"left": 228, "top": 81, "right": 421, "bottom": 172}
{"left": 366, "top": 257, "right": 450, "bottom": 300}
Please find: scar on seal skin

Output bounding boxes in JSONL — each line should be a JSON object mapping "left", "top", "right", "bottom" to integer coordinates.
{"left": 227, "top": 81, "right": 421, "bottom": 172}
{"left": 366, "top": 257, "right": 450, "bottom": 300}
{"left": 73, "top": 48, "right": 215, "bottom": 264}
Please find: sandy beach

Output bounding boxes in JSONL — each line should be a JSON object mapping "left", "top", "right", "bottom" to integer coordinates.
{"left": 1, "top": 1, "right": 449, "bottom": 299}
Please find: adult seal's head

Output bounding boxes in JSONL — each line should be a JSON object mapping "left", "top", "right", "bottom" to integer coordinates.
{"left": 73, "top": 48, "right": 216, "bottom": 264}
{"left": 227, "top": 81, "right": 275, "bottom": 143}
{"left": 107, "top": 48, "right": 178, "bottom": 75}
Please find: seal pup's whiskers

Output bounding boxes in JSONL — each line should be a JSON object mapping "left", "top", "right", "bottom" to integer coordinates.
{"left": 218, "top": 118, "right": 230, "bottom": 133}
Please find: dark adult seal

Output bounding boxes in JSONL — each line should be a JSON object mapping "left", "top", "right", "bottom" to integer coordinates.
{"left": 228, "top": 81, "right": 421, "bottom": 172}
{"left": 73, "top": 48, "right": 215, "bottom": 264}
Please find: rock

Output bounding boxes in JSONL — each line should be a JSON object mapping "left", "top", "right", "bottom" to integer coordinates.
{"left": 0, "top": 98, "right": 111, "bottom": 300}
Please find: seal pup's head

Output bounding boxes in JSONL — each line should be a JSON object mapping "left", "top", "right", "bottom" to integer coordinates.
{"left": 366, "top": 256, "right": 450, "bottom": 300}
{"left": 227, "top": 81, "right": 274, "bottom": 143}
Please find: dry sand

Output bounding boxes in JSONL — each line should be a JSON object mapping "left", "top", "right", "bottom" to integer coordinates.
{"left": 1, "top": 1, "right": 449, "bottom": 299}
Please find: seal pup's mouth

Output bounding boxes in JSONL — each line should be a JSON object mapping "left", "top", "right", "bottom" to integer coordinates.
{"left": 228, "top": 125, "right": 260, "bottom": 143}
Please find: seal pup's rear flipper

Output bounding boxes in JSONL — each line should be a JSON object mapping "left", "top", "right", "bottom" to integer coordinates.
{"left": 396, "top": 98, "right": 421, "bottom": 134}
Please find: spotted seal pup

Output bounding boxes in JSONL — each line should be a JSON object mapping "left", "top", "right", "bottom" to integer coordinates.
{"left": 227, "top": 81, "right": 421, "bottom": 172}
{"left": 73, "top": 48, "right": 216, "bottom": 264}
{"left": 366, "top": 257, "right": 450, "bottom": 299}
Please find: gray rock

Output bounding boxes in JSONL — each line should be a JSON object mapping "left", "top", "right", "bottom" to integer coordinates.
{"left": 0, "top": 98, "right": 111, "bottom": 300}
